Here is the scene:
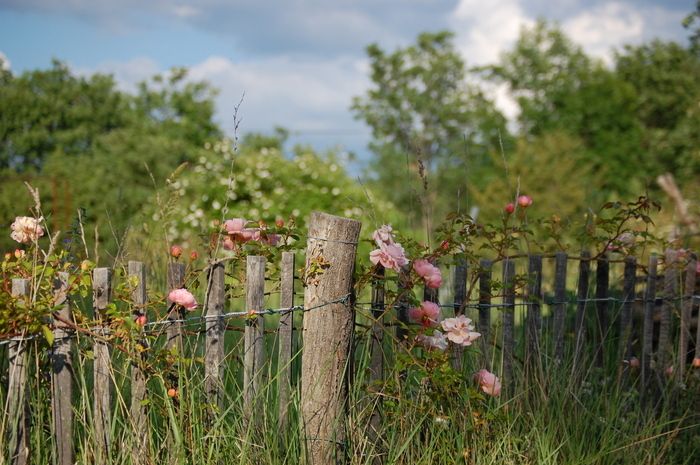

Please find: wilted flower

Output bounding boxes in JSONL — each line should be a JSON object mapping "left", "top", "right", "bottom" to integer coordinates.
{"left": 441, "top": 315, "right": 481, "bottom": 346}
{"left": 408, "top": 301, "right": 441, "bottom": 328}
{"left": 14, "top": 249, "right": 26, "bottom": 259}
{"left": 168, "top": 288, "right": 198, "bottom": 311}
{"left": 413, "top": 259, "right": 442, "bottom": 289}
{"left": 10, "top": 216, "right": 44, "bottom": 244}
{"left": 369, "top": 242, "right": 408, "bottom": 272}
{"left": 372, "top": 224, "right": 395, "bottom": 247}
{"left": 415, "top": 330, "right": 448, "bottom": 351}
{"left": 474, "top": 369, "right": 501, "bottom": 397}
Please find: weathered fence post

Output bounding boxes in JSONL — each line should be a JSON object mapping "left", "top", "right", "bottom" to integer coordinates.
{"left": 7, "top": 279, "right": 30, "bottom": 465}
{"left": 478, "top": 260, "right": 492, "bottom": 369}
{"left": 658, "top": 249, "right": 678, "bottom": 378}
{"left": 451, "top": 259, "right": 468, "bottom": 371}
{"left": 205, "top": 261, "right": 226, "bottom": 412}
{"left": 619, "top": 257, "right": 637, "bottom": 382}
{"left": 51, "top": 272, "right": 74, "bottom": 465}
{"left": 553, "top": 252, "right": 567, "bottom": 364}
{"left": 244, "top": 255, "right": 266, "bottom": 423}
{"left": 166, "top": 263, "right": 186, "bottom": 354}
{"left": 502, "top": 259, "right": 515, "bottom": 393}
{"left": 93, "top": 267, "right": 113, "bottom": 462}
{"left": 278, "top": 252, "right": 296, "bottom": 432}
{"left": 595, "top": 253, "right": 609, "bottom": 368}
{"left": 525, "top": 255, "right": 543, "bottom": 374}
{"left": 128, "top": 261, "right": 149, "bottom": 465}
{"left": 678, "top": 253, "right": 696, "bottom": 381}
{"left": 300, "top": 212, "right": 361, "bottom": 465}
{"left": 641, "top": 254, "right": 658, "bottom": 405}
{"left": 572, "top": 251, "right": 591, "bottom": 373}
{"left": 367, "top": 265, "right": 385, "bottom": 463}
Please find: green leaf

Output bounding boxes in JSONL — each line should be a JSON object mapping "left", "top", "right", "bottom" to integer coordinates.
{"left": 42, "top": 325, "right": 54, "bottom": 345}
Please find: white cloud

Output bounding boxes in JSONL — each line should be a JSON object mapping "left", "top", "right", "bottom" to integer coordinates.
{"left": 0, "top": 51, "right": 10, "bottom": 70}
{"left": 75, "top": 57, "right": 161, "bottom": 92}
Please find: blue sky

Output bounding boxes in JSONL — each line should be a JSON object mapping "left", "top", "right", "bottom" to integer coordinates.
{"left": 0, "top": 0, "right": 694, "bottom": 164}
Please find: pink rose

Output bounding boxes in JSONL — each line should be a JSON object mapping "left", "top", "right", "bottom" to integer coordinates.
{"left": 415, "top": 330, "right": 448, "bottom": 351}
{"left": 628, "top": 357, "right": 640, "bottom": 368}
{"left": 408, "top": 301, "right": 441, "bottom": 328}
{"left": 369, "top": 242, "right": 408, "bottom": 272}
{"left": 474, "top": 369, "right": 501, "bottom": 397}
{"left": 413, "top": 259, "right": 442, "bottom": 289}
{"left": 223, "top": 218, "right": 247, "bottom": 234}
{"left": 372, "top": 225, "right": 395, "bottom": 247}
{"left": 10, "top": 216, "right": 45, "bottom": 244}
{"left": 441, "top": 315, "right": 481, "bottom": 346}
{"left": 168, "top": 288, "right": 198, "bottom": 311}
{"left": 517, "top": 195, "right": 533, "bottom": 208}
{"left": 504, "top": 203, "right": 515, "bottom": 214}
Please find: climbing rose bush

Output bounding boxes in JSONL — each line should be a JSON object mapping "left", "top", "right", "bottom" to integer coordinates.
{"left": 413, "top": 259, "right": 442, "bottom": 289}
{"left": 168, "top": 288, "right": 198, "bottom": 310}
{"left": 408, "top": 301, "right": 441, "bottom": 328}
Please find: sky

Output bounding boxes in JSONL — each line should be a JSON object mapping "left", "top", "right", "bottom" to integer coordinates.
{"left": 0, "top": 0, "right": 694, "bottom": 166}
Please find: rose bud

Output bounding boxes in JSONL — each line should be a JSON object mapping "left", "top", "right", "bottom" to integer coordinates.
{"left": 517, "top": 195, "right": 533, "bottom": 208}
{"left": 170, "top": 245, "right": 183, "bottom": 258}
{"left": 135, "top": 315, "right": 147, "bottom": 326}
{"left": 275, "top": 218, "right": 285, "bottom": 228}
{"left": 189, "top": 250, "right": 198, "bottom": 261}
{"left": 167, "top": 388, "right": 178, "bottom": 398}
{"left": 504, "top": 203, "right": 515, "bottom": 214}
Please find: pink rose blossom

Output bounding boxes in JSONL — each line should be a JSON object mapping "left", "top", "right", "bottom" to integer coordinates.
{"left": 504, "top": 203, "right": 515, "bottom": 214}
{"left": 474, "top": 369, "right": 502, "bottom": 397}
{"left": 369, "top": 242, "right": 408, "bottom": 272}
{"left": 408, "top": 301, "right": 441, "bottom": 328}
{"left": 168, "top": 288, "right": 198, "bottom": 311}
{"left": 372, "top": 225, "right": 395, "bottom": 247}
{"left": 517, "top": 195, "right": 533, "bottom": 208}
{"left": 10, "top": 216, "right": 45, "bottom": 244}
{"left": 223, "top": 218, "right": 247, "bottom": 234}
{"left": 441, "top": 315, "right": 481, "bottom": 346}
{"left": 415, "top": 330, "right": 448, "bottom": 351}
{"left": 413, "top": 259, "right": 442, "bottom": 289}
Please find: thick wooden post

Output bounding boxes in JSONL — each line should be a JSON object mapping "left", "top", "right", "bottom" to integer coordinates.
{"left": 641, "top": 254, "right": 658, "bottom": 404}
{"left": 128, "top": 261, "right": 149, "bottom": 465}
{"left": 7, "top": 279, "right": 30, "bottom": 465}
{"left": 502, "top": 259, "right": 515, "bottom": 392}
{"left": 244, "top": 255, "right": 266, "bottom": 422}
{"left": 678, "top": 253, "right": 696, "bottom": 381}
{"left": 478, "top": 260, "right": 492, "bottom": 368}
{"left": 51, "top": 272, "right": 74, "bottom": 465}
{"left": 553, "top": 253, "right": 567, "bottom": 364}
{"left": 367, "top": 265, "right": 385, "bottom": 464}
{"left": 658, "top": 250, "right": 678, "bottom": 376}
{"left": 205, "top": 262, "right": 226, "bottom": 412}
{"left": 93, "top": 267, "right": 113, "bottom": 462}
{"left": 300, "top": 212, "right": 361, "bottom": 465}
{"left": 278, "top": 252, "right": 296, "bottom": 432}
{"left": 526, "top": 255, "right": 543, "bottom": 371}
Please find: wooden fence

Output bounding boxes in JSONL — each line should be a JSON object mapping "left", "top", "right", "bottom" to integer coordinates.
{"left": 1, "top": 212, "right": 699, "bottom": 465}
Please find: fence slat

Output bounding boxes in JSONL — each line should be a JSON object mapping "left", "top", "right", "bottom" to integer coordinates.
{"left": 502, "top": 259, "right": 515, "bottom": 392}
{"left": 619, "top": 257, "right": 637, "bottom": 381}
{"left": 658, "top": 250, "right": 678, "bottom": 376}
{"left": 205, "top": 261, "right": 226, "bottom": 412}
{"left": 128, "top": 261, "right": 149, "bottom": 465}
{"left": 595, "top": 254, "right": 609, "bottom": 368}
{"left": 526, "top": 255, "right": 542, "bottom": 370}
{"left": 573, "top": 251, "right": 591, "bottom": 371}
{"left": 51, "top": 272, "right": 74, "bottom": 465}
{"left": 244, "top": 255, "right": 266, "bottom": 422}
{"left": 300, "top": 212, "right": 361, "bottom": 465}
{"left": 479, "top": 260, "right": 492, "bottom": 369}
{"left": 678, "top": 253, "right": 696, "bottom": 381}
{"left": 7, "top": 279, "right": 30, "bottom": 465}
{"left": 396, "top": 268, "right": 410, "bottom": 344}
{"left": 278, "top": 252, "right": 296, "bottom": 432}
{"left": 553, "top": 252, "right": 567, "bottom": 364}
{"left": 451, "top": 260, "right": 468, "bottom": 371}
{"left": 641, "top": 254, "right": 658, "bottom": 404}
{"left": 368, "top": 265, "right": 385, "bottom": 464}
{"left": 92, "top": 267, "right": 113, "bottom": 462}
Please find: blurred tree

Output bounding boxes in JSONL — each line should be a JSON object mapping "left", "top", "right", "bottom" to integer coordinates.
{"left": 489, "top": 20, "right": 644, "bottom": 197}
{"left": 0, "top": 61, "right": 220, "bottom": 259}
{"left": 351, "top": 31, "right": 512, "bottom": 233}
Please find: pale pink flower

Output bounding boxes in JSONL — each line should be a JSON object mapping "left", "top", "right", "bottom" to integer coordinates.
{"left": 408, "top": 301, "right": 441, "bottom": 328}
{"left": 223, "top": 218, "right": 247, "bottom": 234}
{"left": 474, "top": 369, "right": 502, "bottom": 397}
{"left": 517, "top": 195, "right": 533, "bottom": 208}
{"left": 369, "top": 242, "right": 408, "bottom": 272}
{"left": 415, "top": 330, "right": 448, "bottom": 351}
{"left": 372, "top": 225, "right": 395, "bottom": 247}
{"left": 413, "top": 259, "right": 442, "bottom": 289}
{"left": 168, "top": 288, "right": 198, "bottom": 311}
{"left": 222, "top": 236, "right": 236, "bottom": 250}
{"left": 441, "top": 315, "right": 481, "bottom": 346}
{"left": 10, "top": 216, "right": 44, "bottom": 244}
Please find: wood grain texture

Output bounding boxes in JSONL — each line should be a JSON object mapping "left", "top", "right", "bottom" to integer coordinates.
{"left": 128, "top": 261, "right": 149, "bottom": 465}
{"left": 7, "top": 279, "right": 30, "bottom": 465}
{"left": 278, "top": 252, "right": 296, "bottom": 432}
{"left": 92, "top": 267, "right": 113, "bottom": 462}
{"left": 205, "top": 262, "right": 226, "bottom": 412}
{"left": 51, "top": 272, "right": 74, "bottom": 465}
